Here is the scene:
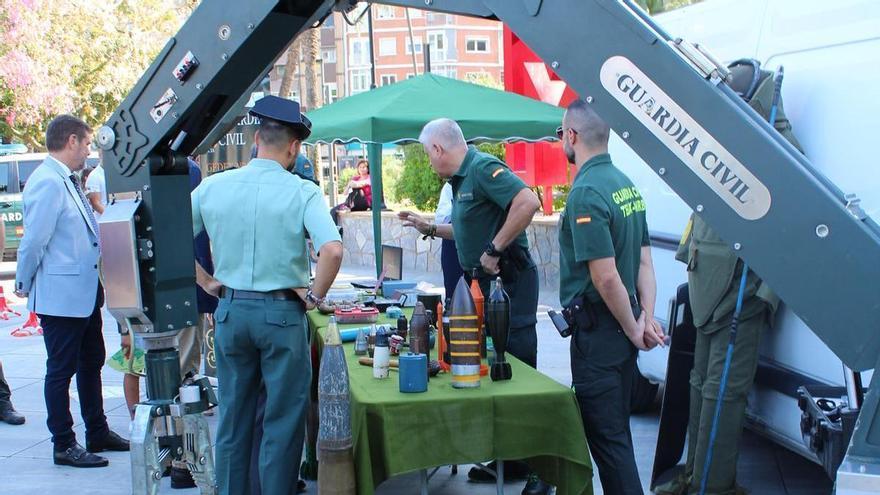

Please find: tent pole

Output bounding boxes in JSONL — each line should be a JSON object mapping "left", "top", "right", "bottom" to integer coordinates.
{"left": 368, "top": 142, "right": 384, "bottom": 278}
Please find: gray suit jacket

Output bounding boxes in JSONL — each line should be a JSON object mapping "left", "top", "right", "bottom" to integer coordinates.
{"left": 15, "top": 157, "right": 101, "bottom": 317}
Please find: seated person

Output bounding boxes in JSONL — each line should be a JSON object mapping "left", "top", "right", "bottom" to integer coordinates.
{"left": 331, "top": 159, "right": 371, "bottom": 224}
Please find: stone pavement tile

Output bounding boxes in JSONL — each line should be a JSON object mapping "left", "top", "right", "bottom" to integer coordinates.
{"left": 5, "top": 376, "right": 41, "bottom": 392}
{"left": 0, "top": 353, "right": 45, "bottom": 379}
{"left": 0, "top": 455, "right": 138, "bottom": 495}
{"left": 0, "top": 412, "right": 50, "bottom": 457}
{"left": 3, "top": 380, "right": 45, "bottom": 413}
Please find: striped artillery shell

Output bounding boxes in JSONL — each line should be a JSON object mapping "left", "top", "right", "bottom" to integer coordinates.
{"left": 449, "top": 276, "right": 481, "bottom": 389}
{"left": 317, "top": 343, "right": 353, "bottom": 451}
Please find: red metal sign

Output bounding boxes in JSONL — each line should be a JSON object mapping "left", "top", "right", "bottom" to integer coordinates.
{"left": 503, "top": 27, "right": 579, "bottom": 214}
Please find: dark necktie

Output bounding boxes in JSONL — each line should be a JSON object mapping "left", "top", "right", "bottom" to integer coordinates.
{"left": 69, "top": 175, "right": 100, "bottom": 238}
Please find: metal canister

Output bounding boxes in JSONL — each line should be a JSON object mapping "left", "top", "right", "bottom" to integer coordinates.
{"left": 398, "top": 353, "right": 428, "bottom": 393}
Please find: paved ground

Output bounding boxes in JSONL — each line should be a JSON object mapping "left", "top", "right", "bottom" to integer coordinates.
{"left": 0, "top": 262, "right": 832, "bottom": 494}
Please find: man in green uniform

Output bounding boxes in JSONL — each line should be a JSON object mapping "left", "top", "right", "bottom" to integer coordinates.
{"left": 558, "top": 99, "right": 665, "bottom": 495}
{"left": 192, "top": 95, "right": 343, "bottom": 495}
{"left": 399, "top": 118, "right": 550, "bottom": 495}
{"left": 655, "top": 60, "right": 803, "bottom": 495}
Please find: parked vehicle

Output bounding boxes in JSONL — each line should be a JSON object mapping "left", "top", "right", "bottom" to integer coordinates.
{"left": 0, "top": 152, "right": 100, "bottom": 259}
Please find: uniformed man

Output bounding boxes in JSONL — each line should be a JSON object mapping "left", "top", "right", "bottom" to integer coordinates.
{"left": 655, "top": 59, "right": 803, "bottom": 495}
{"left": 192, "top": 95, "right": 343, "bottom": 495}
{"left": 557, "top": 100, "right": 664, "bottom": 495}
{"left": 293, "top": 152, "right": 319, "bottom": 185}
{"left": 399, "top": 118, "right": 550, "bottom": 495}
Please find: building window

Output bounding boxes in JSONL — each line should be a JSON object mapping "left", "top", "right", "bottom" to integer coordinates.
{"left": 350, "top": 70, "right": 369, "bottom": 94}
{"left": 380, "top": 74, "right": 397, "bottom": 86}
{"left": 349, "top": 38, "right": 370, "bottom": 67}
{"left": 465, "top": 37, "right": 489, "bottom": 54}
{"left": 322, "top": 48, "right": 336, "bottom": 64}
{"left": 376, "top": 6, "right": 395, "bottom": 19}
{"left": 405, "top": 39, "right": 423, "bottom": 55}
{"left": 427, "top": 32, "right": 446, "bottom": 61}
{"left": 406, "top": 73, "right": 415, "bottom": 79}
{"left": 324, "top": 83, "right": 338, "bottom": 104}
{"left": 378, "top": 38, "right": 396, "bottom": 57}
{"left": 434, "top": 67, "right": 457, "bottom": 79}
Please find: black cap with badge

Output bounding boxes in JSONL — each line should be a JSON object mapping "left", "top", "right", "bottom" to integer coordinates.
{"left": 249, "top": 95, "right": 312, "bottom": 139}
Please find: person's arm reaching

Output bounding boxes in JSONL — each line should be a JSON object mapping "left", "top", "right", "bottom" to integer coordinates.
{"left": 300, "top": 188, "right": 344, "bottom": 309}
{"left": 304, "top": 241, "right": 343, "bottom": 308}
{"left": 398, "top": 211, "right": 454, "bottom": 240}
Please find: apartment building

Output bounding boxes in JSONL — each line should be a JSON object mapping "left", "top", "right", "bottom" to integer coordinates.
{"left": 268, "top": 4, "right": 503, "bottom": 105}
{"left": 345, "top": 5, "right": 503, "bottom": 94}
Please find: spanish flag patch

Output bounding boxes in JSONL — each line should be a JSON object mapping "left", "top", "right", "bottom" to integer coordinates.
{"left": 576, "top": 215, "right": 592, "bottom": 224}
{"left": 491, "top": 168, "right": 505, "bottom": 178}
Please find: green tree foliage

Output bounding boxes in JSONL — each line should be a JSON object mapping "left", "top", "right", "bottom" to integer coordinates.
{"left": 0, "top": 0, "right": 196, "bottom": 149}
{"left": 394, "top": 142, "right": 509, "bottom": 212}
{"left": 634, "top": 0, "right": 703, "bottom": 14}
{"left": 395, "top": 144, "right": 443, "bottom": 211}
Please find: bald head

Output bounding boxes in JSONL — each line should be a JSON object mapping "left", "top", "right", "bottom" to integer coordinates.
{"left": 419, "top": 118, "right": 469, "bottom": 178}
{"left": 563, "top": 99, "right": 610, "bottom": 149}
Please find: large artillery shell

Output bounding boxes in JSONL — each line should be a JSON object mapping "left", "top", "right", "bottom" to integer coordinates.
{"left": 317, "top": 448, "right": 356, "bottom": 495}
{"left": 317, "top": 319, "right": 355, "bottom": 494}
{"left": 317, "top": 344, "right": 352, "bottom": 450}
{"left": 449, "top": 277, "right": 481, "bottom": 388}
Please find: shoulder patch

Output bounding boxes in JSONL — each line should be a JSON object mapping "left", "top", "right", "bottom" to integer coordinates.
{"left": 576, "top": 215, "right": 592, "bottom": 224}
{"left": 491, "top": 168, "right": 505, "bottom": 178}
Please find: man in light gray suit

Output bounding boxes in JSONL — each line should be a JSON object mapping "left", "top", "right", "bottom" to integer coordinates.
{"left": 15, "top": 115, "right": 129, "bottom": 468}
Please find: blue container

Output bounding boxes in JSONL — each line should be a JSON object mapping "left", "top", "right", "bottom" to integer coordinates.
{"left": 398, "top": 353, "right": 428, "bottom": 393}
{"left": 386, "top": 306, "right": 403, "bottom": 320}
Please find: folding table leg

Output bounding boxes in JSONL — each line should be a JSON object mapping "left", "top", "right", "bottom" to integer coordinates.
{"left": 496, "top": 460, "right": 504, "bottom": 495}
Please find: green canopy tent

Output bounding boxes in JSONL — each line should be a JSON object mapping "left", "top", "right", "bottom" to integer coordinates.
{"left": 304, "top": 73, "right": 564, "bottom": 276}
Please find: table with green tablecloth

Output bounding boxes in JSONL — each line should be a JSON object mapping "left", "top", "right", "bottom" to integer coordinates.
{"left": 307, "top": 309, "right": 593, "bottom": 495}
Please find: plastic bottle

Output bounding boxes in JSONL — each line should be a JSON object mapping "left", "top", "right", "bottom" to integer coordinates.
{"left": 368, "top": 324, "right": 377, "bottom": 358}
{"left": 373, "top": 327, "right": 390, "bottom": 379}
{"left": 354, "top": 326, "right": 368, "bottom": 356}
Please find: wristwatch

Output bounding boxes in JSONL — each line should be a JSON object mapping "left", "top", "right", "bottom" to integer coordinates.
{"left": 484, "top": 242, "right": 504, "bottom": 258}
{"left": 305, "top": 288, "right": 324, "bottom": 306}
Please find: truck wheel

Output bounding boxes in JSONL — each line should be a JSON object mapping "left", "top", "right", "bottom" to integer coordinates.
{"left": 631, "top": 364, "right": 660, "bottom": 413}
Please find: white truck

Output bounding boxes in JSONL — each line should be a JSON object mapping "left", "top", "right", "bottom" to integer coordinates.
{"left": 620, "top": 0, "right": 880, "bottom": 480}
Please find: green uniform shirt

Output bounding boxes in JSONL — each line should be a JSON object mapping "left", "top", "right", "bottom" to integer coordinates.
{"left": 558, "top": 153, "right": 650, "bottom": 307}
{"left": 450, "top": 146, "right": 529, "bottom": 271}
{"left": 191, "top": 158, "right": 340, "bottom": 291}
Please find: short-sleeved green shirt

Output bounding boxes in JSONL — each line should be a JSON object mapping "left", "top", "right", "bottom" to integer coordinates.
{"left": 450, "top": 146, "right": 530, "bottom": 271}
{"left": 558, "top": 153, "right": 650, "bottom": 307}
{"left": 191, "top": 158, "right": 341, "bottom": 291}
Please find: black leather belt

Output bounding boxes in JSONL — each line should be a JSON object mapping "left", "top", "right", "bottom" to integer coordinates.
{"left": 221, "top": 287, "right": 299, "bottom": 301}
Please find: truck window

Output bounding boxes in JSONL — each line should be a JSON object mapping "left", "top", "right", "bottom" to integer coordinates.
{"left": 0, "top": 163, "right": 9, "bottom": 193}
{"left": 18, "top": 160, "right": 42, "bottom": 191}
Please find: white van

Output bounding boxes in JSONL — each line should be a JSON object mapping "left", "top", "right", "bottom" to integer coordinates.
{"left": 615, "top": 0, "right": 880, "bottom": 479}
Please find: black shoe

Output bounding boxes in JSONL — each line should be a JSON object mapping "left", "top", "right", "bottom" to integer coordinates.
{"left": 86, "top": 430, "right": 130, "bottom": 452}
{"left": 171, "top": 466, "right": 196, "bottom": 489}
{"left": 522, "top": 474, "right": 553, "bottom": 495}
{"left": 0, "top": 405, "right": 25, "bottom": 425}
{"left": 468, "top": 460, "right": 530, "bottom": 483}
{"left": 297, "top": 479, "right": 307, "bottom": 493}
{"left": 53, "top": 443, "right": 109, "bottom": 468}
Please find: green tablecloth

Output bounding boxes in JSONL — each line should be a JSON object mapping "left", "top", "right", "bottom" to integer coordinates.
{"left": 308, "top": 310, "right": 593, "bottom": 495}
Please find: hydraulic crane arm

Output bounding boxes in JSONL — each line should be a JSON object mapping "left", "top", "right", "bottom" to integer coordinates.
{"left": 97, "top": 1, "right": 880, "bottom": 491}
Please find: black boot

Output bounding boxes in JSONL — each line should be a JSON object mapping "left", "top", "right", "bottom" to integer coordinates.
{"left": 522, "top": 474, "right": 553, "bottom": 495}
{"left": 0, "top": 403, "right": 25, "bottom": 425}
